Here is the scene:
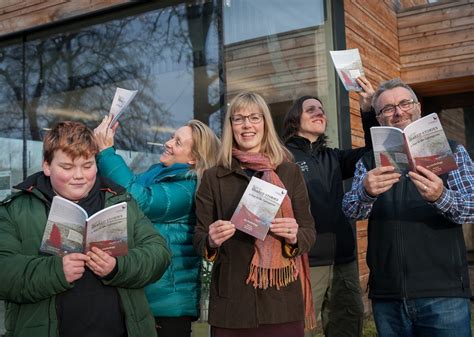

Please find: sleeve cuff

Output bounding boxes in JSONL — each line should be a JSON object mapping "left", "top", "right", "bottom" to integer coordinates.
{"left": 96, "top": 146, "right": 115, "bottom": 161}
{"left": 205, "top": 239, "right": 219, "bottom": 262}
{"left": 103, "top": 258, "right": 119, "bottom": 280}
{"left": 358, "top": 183, "right": 377, "bottom": 203}
{"left": 432, "top": 187, "right": 452, "bottom": 212}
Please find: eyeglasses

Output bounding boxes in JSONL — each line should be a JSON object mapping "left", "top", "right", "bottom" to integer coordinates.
{"left": 230, "top": 113, "right": 263, "bottom": 125}
{"left": 378, "top": 99, "right": 417, "bottom": 117}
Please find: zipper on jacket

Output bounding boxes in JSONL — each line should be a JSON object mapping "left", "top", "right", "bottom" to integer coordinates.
{"left": 398, "top": 174, "right": 408, "bottom": 299}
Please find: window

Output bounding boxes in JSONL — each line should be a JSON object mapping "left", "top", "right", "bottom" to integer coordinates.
{"left": 0, "top": 1, "right": 222, "bottom": 186}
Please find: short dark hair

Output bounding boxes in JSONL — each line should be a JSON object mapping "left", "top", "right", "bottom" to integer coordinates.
{"left": 372, "top": 78, "right": 418, "bottom": 114}
{"left": 43, "top": 121, "right": 99, "bottom": 164}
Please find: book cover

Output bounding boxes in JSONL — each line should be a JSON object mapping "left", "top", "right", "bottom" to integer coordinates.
{"left": 40, "top": 196, "right": 128, "bottom": 256}
{"left": 329, "top": 48, "right": 365, "bottom": 92}
{"left": 370, "top": 113, "right": 458, "bottom": 175}
{"left": 109, "top": 87, "right": 138, "bottom": 124}
{"left": 230, "top": 176, "right": 287, "bottom": 241}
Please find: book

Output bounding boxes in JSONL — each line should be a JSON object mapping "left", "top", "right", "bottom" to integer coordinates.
{"left": 230, "top": 176, "right": 287, "bottom": 241}
{"left": 109, "top": 87, "right": 138, "bottom": 124}
{"left": 329, "top": 48, "right": 365, "bottom": 91}
{"left": 40, "top": 196, "right": 128, "bottom": 256}
{"left": 370, "top": 113, "right": 458, "bottom": 175}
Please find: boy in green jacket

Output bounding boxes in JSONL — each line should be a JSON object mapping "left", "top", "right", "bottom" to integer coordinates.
{"left": 0, "top": 121, "right": 171, "bottom": 337}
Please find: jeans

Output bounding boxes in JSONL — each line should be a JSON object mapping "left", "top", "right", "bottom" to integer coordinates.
{"left": 372, "top": 297, "right": 472, "bottom": 337}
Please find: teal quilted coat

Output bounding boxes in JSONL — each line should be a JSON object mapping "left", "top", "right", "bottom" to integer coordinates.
{"left": 97, "top": 147, "right": 201, "bottom": 319}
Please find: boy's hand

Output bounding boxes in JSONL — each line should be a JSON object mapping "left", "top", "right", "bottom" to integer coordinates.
{"left": 86, "top": 247, "right": 117, "bottom": 278}
{"left": 62, "top": 253, "right": 90, "bottom": 283}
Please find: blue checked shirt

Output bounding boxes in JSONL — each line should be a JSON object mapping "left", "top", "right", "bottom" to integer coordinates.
{"left": 342, "top": 144, "right": 474, "bottom": 224}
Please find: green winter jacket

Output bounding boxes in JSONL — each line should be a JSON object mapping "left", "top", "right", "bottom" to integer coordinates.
{"left": 0, "top": 174, "right": 171, "bottom": 337}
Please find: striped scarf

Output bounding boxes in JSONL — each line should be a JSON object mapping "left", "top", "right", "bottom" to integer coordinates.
{"left": 232, "top": 148, "right": 316, "bottom": 330}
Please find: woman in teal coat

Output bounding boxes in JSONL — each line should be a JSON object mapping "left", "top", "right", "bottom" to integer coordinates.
{"left": 94, "top": 117, "right": 220, "bottom": 337}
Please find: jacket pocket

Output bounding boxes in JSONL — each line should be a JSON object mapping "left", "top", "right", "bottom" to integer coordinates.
{"left": 4, "top": 301, "right": 19, "bottom": 333}
{"left": 214, "top": 262, "right": 230, "bottom": 298}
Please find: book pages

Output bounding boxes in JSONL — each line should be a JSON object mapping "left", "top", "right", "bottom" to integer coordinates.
{"left": 329, "top": 48, "right": 365, "bottom": 91}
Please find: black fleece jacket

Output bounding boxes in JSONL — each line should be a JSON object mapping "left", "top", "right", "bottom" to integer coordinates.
{"left": 285, "top": 109, "right": 377, "bottom": 266}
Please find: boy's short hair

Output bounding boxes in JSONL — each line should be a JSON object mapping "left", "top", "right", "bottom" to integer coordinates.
{"left": 43, "top": 121, "right": 99, "bottom": 164}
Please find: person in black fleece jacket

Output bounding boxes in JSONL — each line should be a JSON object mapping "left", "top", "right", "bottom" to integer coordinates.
{"left": 282, "top": 76, "right": 377, "bottom": 337}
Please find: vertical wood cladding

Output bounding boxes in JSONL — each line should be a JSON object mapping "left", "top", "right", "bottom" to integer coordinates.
{"left": 343, "top": 0, "right": 401, "bottom": 302}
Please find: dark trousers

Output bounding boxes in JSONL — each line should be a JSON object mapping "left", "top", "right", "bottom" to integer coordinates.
{"left": 155, "top": 316, "right": 192, "bottom": 337}
{"left": 307, "top": 260, "right": 364, "bottom": 337}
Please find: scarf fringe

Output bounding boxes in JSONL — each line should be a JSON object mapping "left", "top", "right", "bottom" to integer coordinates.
{"left": 304, "top": 313, "right": 317, "bottom": 331}
{"left": 246, "top": 263, "right": 298, "bottom": 290}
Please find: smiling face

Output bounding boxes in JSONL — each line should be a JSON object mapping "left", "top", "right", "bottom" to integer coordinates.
{"left": 43, "top": 150, "right": 97, "bottom": 202}
{"left": 231, "top": 105, "right": 265, "bottom": 153}
{"left": 297, "top": 98, "right": 327, "bottom": 142}
{"left": 159, "top": 126, "right": 196, "bottom": 167}
{"left": 376, "top": 87, "right": 421, "bottom": 130}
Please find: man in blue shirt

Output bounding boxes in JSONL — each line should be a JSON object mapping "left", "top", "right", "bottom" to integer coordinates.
{"left": 343, "top": 78, "right": 474, "bottom": 337}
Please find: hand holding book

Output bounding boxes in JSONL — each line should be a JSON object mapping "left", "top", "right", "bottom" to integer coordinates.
{"left": 86, "top": 246, "right": 118, "bottom": 278}
{"left": 407, "top": 165, "right": 445, "bottom": 202}
{"left": 270, "top": 217, "right": 298, "bottom": 245}
{"left": 95, "top": 114, "right": 118, "bottom": 151}
{"left": 62, "top": 253, "right": 90, "bottom": 283}
{"left": 363, "top": 166, "right": 401, "bottom": 198}
{"left": 208, "top": 220, "right": 235, "bottom": 248}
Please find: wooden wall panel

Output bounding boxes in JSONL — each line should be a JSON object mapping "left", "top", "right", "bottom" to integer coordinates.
{"left": 344, "top": 0, "right": 400, "bottom": 150}
{"left": 398, "top": 1, "right": 474, "bottom": 96}
{"left": 225, "top": 27, "right": 329, "bottom": 105}
{"left": 344, "top": 0, "right": 400, "bottom": 304}
{"left": 0, "top": 0, "right": 129, "bottom": 37}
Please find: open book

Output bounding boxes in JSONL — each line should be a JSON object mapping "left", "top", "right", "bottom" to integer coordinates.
{"left": 40, "top": 196, "right": 128, "bottom": 256}
{"left": 329, "top": 48, "right": 365, "bottom": 91}
{"left": 109, "top": 87, "right": 138, "bottom": 124}
{"left": 370, "top": 113, "right": 458, "bottom": 175}
{"left": 230, "top": 176, "right": 287, "bottom": 241}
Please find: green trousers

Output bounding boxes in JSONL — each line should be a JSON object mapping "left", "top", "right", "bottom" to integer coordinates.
{"left": 306, "top": 260, "right": 364, "bottom": 337}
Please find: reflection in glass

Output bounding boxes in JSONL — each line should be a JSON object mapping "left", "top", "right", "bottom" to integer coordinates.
{"left": 0, "top": 43, "right": 25, "bottom": 188}
{"left": 0, "top": 1, "right": 222, "bottom": 176}
{"left": 223, "top": 0, "right": 330, "bottom": 135}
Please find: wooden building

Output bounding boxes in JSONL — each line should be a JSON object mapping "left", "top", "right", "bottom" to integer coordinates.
{"left": 0, "top": 0, "right": 472, "bottom": 320}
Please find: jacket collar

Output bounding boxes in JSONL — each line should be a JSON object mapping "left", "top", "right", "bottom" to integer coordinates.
{"left": 215, "top": 158, "right": 251, "bottom": 179}
{"left": 286, "top": 135, "right": 327, "bottom": 153}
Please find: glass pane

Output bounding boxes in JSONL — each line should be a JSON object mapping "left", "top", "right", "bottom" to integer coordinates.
{"left": 0, "top": 42, "right": 24, "bottom": 191}
{"left": 22, "top": 1, "right": 221, "bottom": 175}
{"left": 223, "top": 0, "right": 334, "bottom": 137}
